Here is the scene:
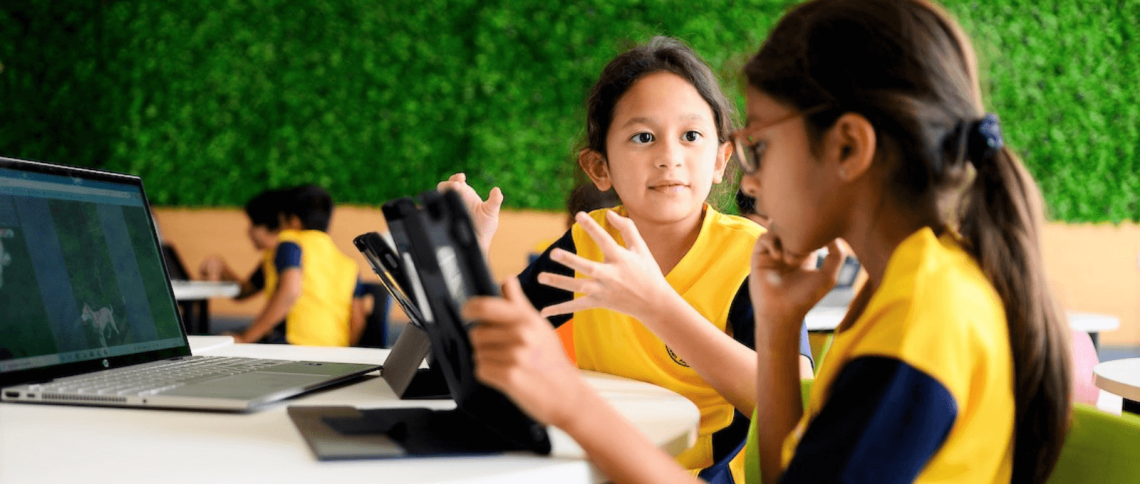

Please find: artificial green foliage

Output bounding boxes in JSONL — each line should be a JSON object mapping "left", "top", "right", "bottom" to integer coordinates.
{"left": 1, "top": 0, "right": 1137, "bottom": 222}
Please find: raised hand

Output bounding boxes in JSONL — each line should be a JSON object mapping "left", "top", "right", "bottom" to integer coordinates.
{"left": 536, "top": 210, "right": 674, "bottom": 323}
{"left": 437, "top": 172, "right": 503, "bottom": 253}
{"left": 748, "top": 233, "right": 846, "bottom": 323}
{"left": 465, "top": 277, "right": 587, "bottom": 428}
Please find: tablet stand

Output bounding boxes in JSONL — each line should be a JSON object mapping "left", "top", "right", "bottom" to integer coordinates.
{"left": 382, "top": 323, "right": 449, "bottom": 400}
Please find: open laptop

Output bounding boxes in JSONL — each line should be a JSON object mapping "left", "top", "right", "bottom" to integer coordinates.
{"left": 0, "top": 156, "right": 378, "bottom": 411}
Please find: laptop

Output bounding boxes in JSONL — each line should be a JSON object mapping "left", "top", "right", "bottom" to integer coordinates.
{"left": 0, "top": 156, "right": 378, "bottom": 411}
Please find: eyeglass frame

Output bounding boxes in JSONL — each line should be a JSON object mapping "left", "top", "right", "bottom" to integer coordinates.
{"left": 729, "top": 104, "right": 832, "bottom": 175}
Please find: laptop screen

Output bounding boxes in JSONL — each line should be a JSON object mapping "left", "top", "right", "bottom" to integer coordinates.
{"left": 0, "top": 160, "right": 186, "bottom": 379}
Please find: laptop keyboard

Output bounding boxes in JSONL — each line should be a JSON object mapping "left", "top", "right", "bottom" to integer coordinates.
{"left": 28, "top": 356, "right": 286, "bottom": 396}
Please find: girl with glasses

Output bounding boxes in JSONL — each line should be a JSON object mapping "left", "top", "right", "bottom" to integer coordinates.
{"left": 464, "top": 0, "right": 1072, "bottom": 483}
{"left": 444, "top": 36, "right": 814, "bottom": 482}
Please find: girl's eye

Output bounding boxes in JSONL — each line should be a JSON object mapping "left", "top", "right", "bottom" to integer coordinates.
{"left": 631, "top": 132, "right": 655, "bottom": 144}
{"left": 683, "top": 131, "right": 702, "bottom": 142}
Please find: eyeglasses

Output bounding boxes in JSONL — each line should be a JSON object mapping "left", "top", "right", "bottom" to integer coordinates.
{"left": 729, "top": 105, "right": 830, "bottom": 175}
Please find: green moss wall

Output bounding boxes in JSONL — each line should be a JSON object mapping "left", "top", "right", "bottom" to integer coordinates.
{"left": 2, "top": 0, "right": 1137, "bottom": 221}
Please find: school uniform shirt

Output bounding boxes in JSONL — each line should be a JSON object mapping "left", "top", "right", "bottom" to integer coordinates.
{"left": 263, "top": 229, "right": 362, "bottom": 347}
{"left": 773, "top": 227, "right": 1014, "bottom": 483}
{"left": 519, "top": 205, "right": 812, "bottom": 484}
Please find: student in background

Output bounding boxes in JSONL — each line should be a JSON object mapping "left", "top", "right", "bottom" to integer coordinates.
{"left": 235, "top": 185, "right": 366, "bottom": 346}
{"left": 443, "top": 36, "right": 813, "bottom": 483}
{"left": 463, "top": 1, "right": 1072, "bottom": 483}
{"left": 204, "top": 186, "right": 366, "bottom": 346}
{"left": 200, "top": 188, "right": 287, "bottom": 301}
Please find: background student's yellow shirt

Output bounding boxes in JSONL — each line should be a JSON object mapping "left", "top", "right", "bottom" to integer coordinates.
{"left": 263, "top": 229, "right": 360, "bottom": 346}
{"left": 519, "top": 206, "right": 813, "bottom": 484}
{"left": 769, "top": 227, "right": 1014, "bottom": 483}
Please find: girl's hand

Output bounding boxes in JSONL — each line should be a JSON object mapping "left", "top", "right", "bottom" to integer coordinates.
{"left": 437, "top": 173, "right": 503, "bottom": 253}
{"left": 536, "top": 210, "right": 673, "bottom": 323}
{"left": 465, "top": 277, "right": 587, "bottom": 428}
{"left": 749, "top": 233, "right": 846, "bottom": 323}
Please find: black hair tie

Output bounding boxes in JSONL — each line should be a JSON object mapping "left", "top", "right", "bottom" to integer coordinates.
{"left": 967, "top": 113, "right": 1004, "bottom": 163}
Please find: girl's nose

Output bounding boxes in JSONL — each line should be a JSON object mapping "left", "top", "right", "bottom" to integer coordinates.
{"left": 656, "top": 139, "right": 684, "bottom": 169}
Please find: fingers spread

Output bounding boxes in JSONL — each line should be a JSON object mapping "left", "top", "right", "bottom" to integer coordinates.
{"left": 539, "top": 296, "right": 599, "bottom": 318}
{"left": 574, "top": 211, "right": 623, "bottom": 256}
{"left": 537, "top": 272, "right": 590, "bottom": 294}
{"left": 605, "top": 210, "right": 649, "bottom": 254}
{"left": 550, "top": 248, "right": 602, "bottom": 277}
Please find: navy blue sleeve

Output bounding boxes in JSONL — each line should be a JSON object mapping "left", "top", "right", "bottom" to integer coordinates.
{"left": 517, "top": 229, "right": 576, "bottom": 328}
{"left": 781, "top": 357, "right": 958, "bottom": 484}
{"left": 727, "top": 277, "right": 814, "bottom": 366}
{"left": 274, "top": 242, "right": 302, "bottom": 271}
{"left": 353, "top": 277, "right": 366, "bottom": 298}
{"left": 247, "top": 266, "right": 265, "bottom": 291}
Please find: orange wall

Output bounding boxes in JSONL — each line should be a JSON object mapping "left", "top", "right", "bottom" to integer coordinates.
{"left": 154, "top": 207, "right": 1140, "bottom": 345}
{"left": 1040, "top": 223, "right": 1140, "bottom": 345}
{"left": 153, "top": 206, "right": 567, "bottom": 323}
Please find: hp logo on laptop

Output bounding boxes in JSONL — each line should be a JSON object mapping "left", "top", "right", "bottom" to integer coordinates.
{"left": 102, "top": 359, "right": 109, "bottom": 368}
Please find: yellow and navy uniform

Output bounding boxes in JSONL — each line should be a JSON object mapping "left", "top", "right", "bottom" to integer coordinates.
{"left": 519, "top": 206, "right": 812, "bottom": 484}
{"left": 764, "top": 227, "right": 1013, "bottom": 483}
{"left": 260, "top": 229, "right": 363, "bottom": 347}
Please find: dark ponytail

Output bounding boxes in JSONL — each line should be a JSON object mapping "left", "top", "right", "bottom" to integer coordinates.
{"left": 745, "top": 1, "right": 1071, "bottom": 482}
{"left": 960, "top": 144, "right": 1072, "bottom": 484}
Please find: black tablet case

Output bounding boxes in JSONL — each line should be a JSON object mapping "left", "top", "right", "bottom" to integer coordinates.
{"left": 352, "top": 231, "right": 448, "bottom": 400}
{"left": 289, "top": 190, "right": 552, "bottom": 459}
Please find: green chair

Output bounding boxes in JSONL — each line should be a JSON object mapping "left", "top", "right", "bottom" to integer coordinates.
{"left": 1046, "top": 403, "right": 1140, "bottom": 483}
{"left": 810, "top": 333, "right": 834, "bottom": 376}
{"left": 745, "top": 391, "right": 1140, "bottom": 483}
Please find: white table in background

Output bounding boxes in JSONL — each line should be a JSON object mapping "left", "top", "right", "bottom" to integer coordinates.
{"left": 1094, "top": 358, "right": 1140, "bottom": 415}
{"left": 169, "top": 280, "right": 241, "bottom": 335}
{"left": 0, "top": 337, "right": 699, "bottom": 484}
{"left": 170, "top": 280, "right": 241, "bottom": 300}
{"left": 1067, "top": 311, "right": 1120, "bottom": 349}
{"left": 807, "top": 307, "right": 1121, "bottom": 339}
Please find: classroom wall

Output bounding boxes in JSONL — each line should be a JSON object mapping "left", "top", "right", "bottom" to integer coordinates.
{"left": 154, "top": 207, "right": 1140, "bottom": 346}
{"left": 153, "top": 206, "right": 567, "bottom": 324}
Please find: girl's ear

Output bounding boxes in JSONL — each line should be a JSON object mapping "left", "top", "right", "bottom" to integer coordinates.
{"left": 712, "top": 141, "right": 733, "bottom": 184}
{"left": 578, "top": 149, "right": 612, "bottom": 191}
{"left": 828, "top": 113, "right": 876, "bottom": 182}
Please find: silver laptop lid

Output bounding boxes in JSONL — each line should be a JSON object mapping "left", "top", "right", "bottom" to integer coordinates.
{"left": 0, "top": 156, "right": 190, "bottom": 388}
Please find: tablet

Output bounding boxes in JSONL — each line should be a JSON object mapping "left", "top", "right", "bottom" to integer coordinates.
{"left": 353, "top": 231, "right": 427, "bottom": 329}
{"left": 314, "top": 189, "right": 551, "bottom": 457}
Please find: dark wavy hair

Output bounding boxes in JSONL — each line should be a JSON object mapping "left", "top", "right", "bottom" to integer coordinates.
{"left": 281, "top": 184, "right": 334, "bottom": 232}
{"left": 244, "top": 188, "right": 285, "bottom": 230}
{"left": 745, "top": 1, "right": 1071, "bottom": 482}
{"left": 581, "top": 36, "right": 738, "bottom": 208}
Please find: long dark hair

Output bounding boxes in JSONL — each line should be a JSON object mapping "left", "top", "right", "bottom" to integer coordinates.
{"left": 745, "top": 1, "right": 1071, "bottom": 482}
{"left": 581, "top": 36, "right": 739, "bottom": 208}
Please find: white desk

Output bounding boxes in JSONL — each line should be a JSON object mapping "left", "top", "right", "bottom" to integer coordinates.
{"left": 806, "top": 306, "right": 1121, "bottom": 338}
{"left": 169, "top": 281, "right": 241, "bottom": 335}
{"left": 0, "top": 338, "right": 699, "bottom": 484}
{"left": 170, "top": 280, "right": 241, "bottom": 300}
{"left": 1094, "top": 358, "right": 1140, "bottom": 415}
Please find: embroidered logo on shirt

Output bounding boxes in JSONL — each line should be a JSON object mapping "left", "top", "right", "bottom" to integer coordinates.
{"left": 666, "top": 346, "right": 689, "bottom": 367}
